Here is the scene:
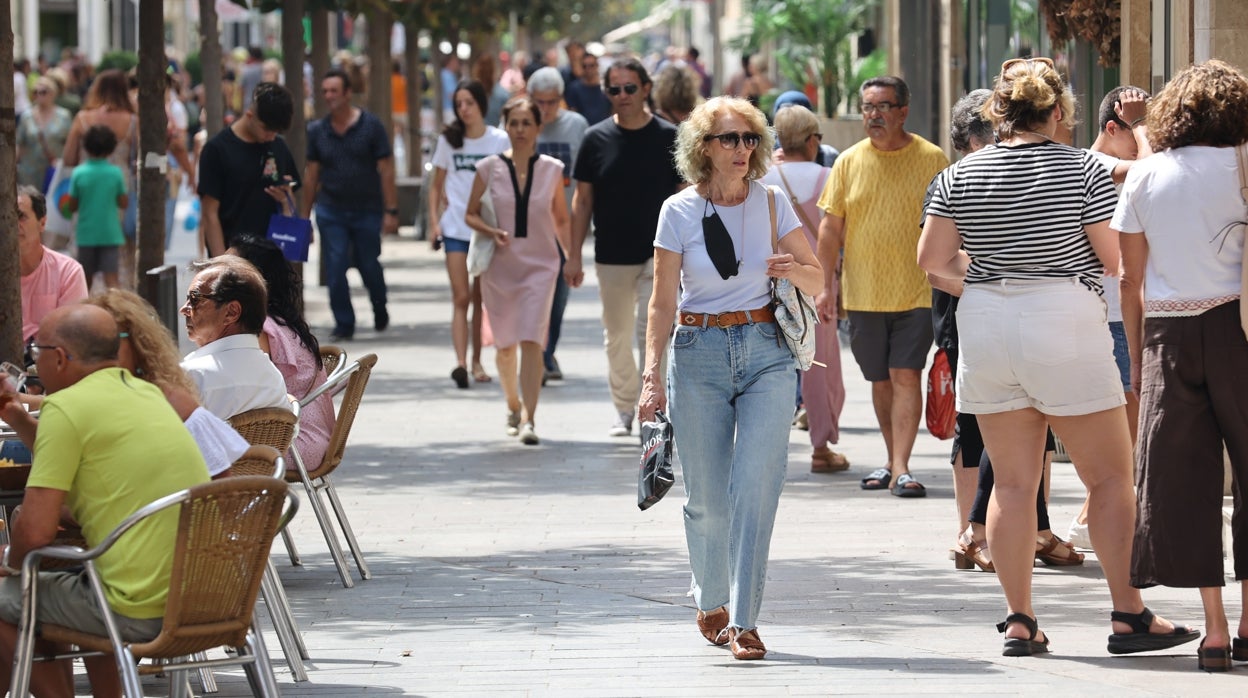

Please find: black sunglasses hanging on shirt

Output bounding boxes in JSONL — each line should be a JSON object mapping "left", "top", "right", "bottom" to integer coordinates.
{"left": 702, "top": 198, "right": 739, "bottom": 280}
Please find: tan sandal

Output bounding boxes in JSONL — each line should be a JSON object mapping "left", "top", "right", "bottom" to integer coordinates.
{"left": 728, "top": 628, "right": 767, "bottom": 660}
{"left": 811, "top": 447, "right": 850, "bottom": 473}
{"left": 471, "top": 363, "right": 492, "bottom": 383}
{"left": 1035, "top": 533, "right": 1084, "bottom": 566}
{"left": 952, "top": 538, "right": 994, "bottom": 572}
{"left": 696, "top": 607, "right": 730, "bottom": 646}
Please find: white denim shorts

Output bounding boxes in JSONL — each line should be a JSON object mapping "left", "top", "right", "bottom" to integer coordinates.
{"left": 955, "top": 277, "right": 1125, "bottom": 417}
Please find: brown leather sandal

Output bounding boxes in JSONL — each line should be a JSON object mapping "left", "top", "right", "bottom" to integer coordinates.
{"left": 1035, "top": 534, "right": 1084, "bottom": 567}
{"left": 729, "top": 628, "right": 767, "bottom": 660}
{"left": 811, "top": 447, "right": 850, "bottom": 473}
{"left": 696, "top": 607, "right": 730, "bottom": 646}
{"left": 952, "top": 538, "right": 994, "bottom": 572}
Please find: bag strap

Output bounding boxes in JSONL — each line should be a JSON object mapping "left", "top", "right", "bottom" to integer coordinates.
{"left": 775, "top": 164, "right": 821, "bottom": 239}
{"left": 766, "top": 185, "right": 778, "bottom": 254}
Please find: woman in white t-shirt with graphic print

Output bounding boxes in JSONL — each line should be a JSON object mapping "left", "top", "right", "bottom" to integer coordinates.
{"left": 919, "top": 57, "right": 1197, "bottom": 659}
{"left": 639, "top": 97, "right": 822, "bottom": 661}
{"left": 429, "top": 79, "right": 510, "bottom": 389}
{"left": 1114, "top": 59, "right": 1248, "bottom": 672}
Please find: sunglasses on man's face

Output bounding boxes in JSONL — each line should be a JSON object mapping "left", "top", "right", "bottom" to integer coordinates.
{"left": 605, "top": 83, "right": 640, "bottom": 97}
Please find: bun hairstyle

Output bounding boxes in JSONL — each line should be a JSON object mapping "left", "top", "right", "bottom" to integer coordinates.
{"left": 983, "top": 58, "right": 1075, "bottom": 140}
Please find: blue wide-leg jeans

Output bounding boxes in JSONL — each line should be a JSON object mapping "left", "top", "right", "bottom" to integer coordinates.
{"left": 668, "top": 318, "right": 795, "bottom": 631}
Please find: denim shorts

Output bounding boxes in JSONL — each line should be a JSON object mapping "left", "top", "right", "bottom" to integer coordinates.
{"left": 442, "top": 237, "right": 470, "bottom": 254}
{"left": 1108, "top": 320, "right": 1131, "bottom": 392}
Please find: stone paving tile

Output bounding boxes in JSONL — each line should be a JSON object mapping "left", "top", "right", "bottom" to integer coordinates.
{"left": 62, "top": 238, "right": 1245, "bottom": 696}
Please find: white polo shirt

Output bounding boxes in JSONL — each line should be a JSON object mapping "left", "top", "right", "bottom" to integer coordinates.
{"left": 181, "top": 333, "right": 291, "bottom": 421}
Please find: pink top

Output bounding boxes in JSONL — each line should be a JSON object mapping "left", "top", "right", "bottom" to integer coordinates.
{"left": 22, "top": 247, "right": 88, "bottom": 341}
{"left": 262, "top": 317, "right": 335, "bottom": 470}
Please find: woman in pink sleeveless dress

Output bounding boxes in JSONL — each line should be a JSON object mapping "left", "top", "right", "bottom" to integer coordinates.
{"left": 763, "top": 105, "right": 848, "bottom": 473}
{"left": 465, "top": 96, "right": 570, "bottom": 445}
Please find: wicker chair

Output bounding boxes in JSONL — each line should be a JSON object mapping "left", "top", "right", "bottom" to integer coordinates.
{"left": 225, "top": 411, "right": 309, "bottom": 682}
{"left": 287, "top": 353, "right": 377, "bottom": 588}
{"left": 319, "top": 345, "right": 347, "bottom": 382}
{"left": 11, "top": 476, "right": 297, "bottom": 698}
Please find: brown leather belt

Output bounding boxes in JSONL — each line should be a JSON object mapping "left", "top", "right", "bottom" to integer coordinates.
{"left": 679, "top": 305, "right": 775, "bottom": 328}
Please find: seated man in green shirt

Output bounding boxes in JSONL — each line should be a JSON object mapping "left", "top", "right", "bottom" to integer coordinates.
{"left": 0, "top": 304, "right": 210, "bottom": 697}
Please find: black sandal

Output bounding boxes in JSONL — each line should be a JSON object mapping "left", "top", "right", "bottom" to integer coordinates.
{"left": 1198, "top": 640, "right": 1232, "bottom": 672}
{"left": 1233, "top": 636, "right": 1248, "bottom": 662}
{"left": 997, "top": 612, "right": 1050, "bottom": 657}
{"left": 1106, "top": 607, "right": 1200, "bottom": 655}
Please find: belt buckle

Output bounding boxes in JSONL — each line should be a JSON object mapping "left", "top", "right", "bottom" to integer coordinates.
{"left": 716, "top": 312, "right": 734, "bottom": 328}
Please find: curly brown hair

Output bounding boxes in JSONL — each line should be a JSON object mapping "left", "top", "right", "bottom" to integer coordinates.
{"left": 86, "top": 290, "right": 198, "bottom": 398}
{"left": 1147, "top": 59, "right": 1248, "bottom": 151}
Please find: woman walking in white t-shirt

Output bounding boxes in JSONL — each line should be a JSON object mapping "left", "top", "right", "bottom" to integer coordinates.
{"left": 429, "top": 80, "right": 510, "bottom": 388}
{"left": 918, "top": 57, "right": 1197, "bottom": 658}
{"left": 1114, "top": 59, "right": 1248, "bottom": 672}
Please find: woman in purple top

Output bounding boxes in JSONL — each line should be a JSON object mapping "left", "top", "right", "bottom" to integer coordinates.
{"left": 228, "top": 236, "right": 335, "bottom": 469}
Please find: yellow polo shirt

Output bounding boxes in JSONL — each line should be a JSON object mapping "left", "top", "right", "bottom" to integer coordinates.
{"left": 818, "top": 134, "right": 948, "bottom": 312}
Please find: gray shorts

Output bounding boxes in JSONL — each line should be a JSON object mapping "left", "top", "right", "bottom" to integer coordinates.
{"left": 848, "top": 308, "right": 934, "bottom": 382}
{"left": 77, "top": 245, "right": 121, "bottom": 277}
{"left": 0, "top": 571, "right": 163, "bottom": 642}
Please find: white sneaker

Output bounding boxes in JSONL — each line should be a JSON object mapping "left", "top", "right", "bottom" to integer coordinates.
{"left": 608, "top": 411, "right": 633, "bottom": 437}
{"left": 519, "top": 422, "right": 540, "bottom": 445}
{"left": 506, "top": 411, "right": 521, "bottom": 437}
{"left": 1066, "top": 516, "right": 1092, "bottom": 551}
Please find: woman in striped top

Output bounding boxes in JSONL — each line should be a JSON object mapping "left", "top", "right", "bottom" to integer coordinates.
{"left": 918, "top": 57, "right": 1198, "bottom": 658}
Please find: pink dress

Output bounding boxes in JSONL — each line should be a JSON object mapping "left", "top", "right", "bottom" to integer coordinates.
{"left": 477, "top": 153, "right": 563, "bottom": 348}
{"left": 263, "top": 317, "right": 335, "bottom": 470}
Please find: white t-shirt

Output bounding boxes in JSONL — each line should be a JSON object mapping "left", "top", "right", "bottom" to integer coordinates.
{"left": 1112, "top": 145, "right": 1245, "bottom": 317}
{"left": 1087, "top": 149, "right": 1124, "bottom": 322}
{"left": 761, "top": 161, "right": 825, "bottom": 203}
{"left": 431, "top": 126, "right": 510, "bottom": 241}
{"left": 654, "top": 180, "right": 802, "bottom": 314}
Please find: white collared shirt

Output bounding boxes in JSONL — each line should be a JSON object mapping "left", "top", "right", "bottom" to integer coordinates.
{"left": 181, "top": 333, "right": 291, "bottom": 420}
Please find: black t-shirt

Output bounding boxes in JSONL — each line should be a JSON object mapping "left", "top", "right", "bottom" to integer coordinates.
{"left": 197, "top": 127, "right": 300, "bottom": 247}
{"left": 573, "top": 116, "right": 680, "bottom": 265}
{"left": 921, "top": 172, "right": 958, "bottom": 354}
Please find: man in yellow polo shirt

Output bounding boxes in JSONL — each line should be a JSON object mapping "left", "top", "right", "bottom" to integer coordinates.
{"left": 816, "top": 76, "right": 948, "bottom": 498}
{"left": 0, "top": 304, "right": 209, "bottom": 697}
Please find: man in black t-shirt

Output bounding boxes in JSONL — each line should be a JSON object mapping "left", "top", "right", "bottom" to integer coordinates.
{"left": 569, "top": 57, "right": 682, "bottom": 437}
{"left": 197, "top": 82, "right": 298, "bottom": 256}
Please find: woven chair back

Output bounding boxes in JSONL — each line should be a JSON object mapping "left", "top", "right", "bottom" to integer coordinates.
{"left": 308, "top": 353, "right": 376, "bottom": 480}
{"left": 229, "top": 406, "right": 297, "bottom": 455}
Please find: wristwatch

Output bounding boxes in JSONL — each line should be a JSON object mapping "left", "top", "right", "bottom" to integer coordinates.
{"left": 384, "top": 207, "right": 399, "bottom": 216}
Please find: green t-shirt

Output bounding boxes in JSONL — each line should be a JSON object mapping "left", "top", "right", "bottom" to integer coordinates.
{"left": 30, "top": 368, "right": 210, "bottom": 619}
{"left": 68, "top": 157, "right": 126, "bottom": 247}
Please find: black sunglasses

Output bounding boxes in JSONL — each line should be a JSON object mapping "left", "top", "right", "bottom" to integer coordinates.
{"left": 703, "top": 132, "right": 762, "bottom": 150}
{"left": 184, "top": 289, "right": 222, "bottom": 309}
{"left": 605, "top": 83, "right": 640, "bottom": 96}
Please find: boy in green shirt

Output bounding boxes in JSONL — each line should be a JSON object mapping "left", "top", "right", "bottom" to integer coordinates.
{"left": 68, "top": 124, "right": 128, "bottom": 290}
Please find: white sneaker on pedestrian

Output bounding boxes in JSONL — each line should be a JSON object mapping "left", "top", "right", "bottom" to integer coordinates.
{"left": 519, "top": 422, "right": 540, "bottom": 445}
{"left": 1066, "top": 516, "right": 1092, "bottom": 551}
{"left": 608, "top": 411, "right": 633, "bottom": 437}
{"left": 506, "top": 411, "right": 521, "bottom": 437}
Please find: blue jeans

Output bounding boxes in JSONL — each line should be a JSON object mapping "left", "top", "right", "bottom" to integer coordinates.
{"left": 315, "top": 204, "right": 388, "bottom": 334}
{"left": 668, "top": 319, "right": 795, "bottom": 630}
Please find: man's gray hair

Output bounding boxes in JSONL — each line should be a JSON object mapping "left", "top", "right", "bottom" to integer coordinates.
{"left": 528, "top": 67, "right": 565, "bottom": 95}
{"left": 950, "top": 89, "right": 994, "bottom": 153}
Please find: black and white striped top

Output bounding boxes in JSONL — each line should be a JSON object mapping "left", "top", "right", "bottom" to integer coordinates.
{"left": 926, "top": 141, "right": 1118, "bottom": 293}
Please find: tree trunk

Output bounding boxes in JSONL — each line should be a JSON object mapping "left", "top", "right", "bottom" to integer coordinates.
{"left": 281, "top": 0, "right": 307, "bottom": 174}
{"left": 365, "top": 4, "right": 393, "bottom": 138}
{"left": 199, "top": 0, "right": 223, "bottom": 139}
{"left": 403, "top": 20, "right": 422, "bottom": 176}
{"left": 311, "top": 7, "right": 331, "bottom": 119}
{"left": 136, "top": 0, "right": 168, "bottom": 296}
{"left": 0, "top": 2, "right": 22, "bottom": 364}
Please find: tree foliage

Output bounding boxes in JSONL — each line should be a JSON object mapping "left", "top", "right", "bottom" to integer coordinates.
{"left": 734, "top": 0, "right": 879, "bottom": 117}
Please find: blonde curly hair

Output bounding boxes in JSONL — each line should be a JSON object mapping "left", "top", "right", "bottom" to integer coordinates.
{"left": 1147, "top": 59, "right": 1248, "bottom": 151}
{"left": 983, "top": 57, "right": 1076, "bottom": 140}
{"left": 85, "top": 290, "right": 198, "bottom": 397}
{"left": 673, "top": 96, "right": 774, "bottom": 185}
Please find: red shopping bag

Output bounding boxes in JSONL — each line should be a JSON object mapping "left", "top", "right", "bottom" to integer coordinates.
{"left": 926, "top": 348, "right": 957, "bottom": 440}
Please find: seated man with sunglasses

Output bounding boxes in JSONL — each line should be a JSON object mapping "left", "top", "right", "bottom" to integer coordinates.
{"left": 569, "top": 57, "right": 683, "bottom": 438}
{"left": 179, "top": 256, "right": 290, "bottom": 422}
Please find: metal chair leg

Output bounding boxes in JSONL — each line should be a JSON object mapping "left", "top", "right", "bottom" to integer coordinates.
{"left": 245, "top": 626, "right": 282, "bottom": 698}
{"left": 265, "top": 559, "right": 309, "bottom": 660}
{"left": 260, "top": 567, "right": 309, "bottom": 681}
{"left": 280, "top": 527, "right": 302, "bottom": 566}
{"left": 193, "top": 651, "right": 219, "bottom": 693}
{"left": 299, "top": 473, "right": 354, "bottom": 588}
{"left": 323, "top": 476, "right": 371, "bottom": 580}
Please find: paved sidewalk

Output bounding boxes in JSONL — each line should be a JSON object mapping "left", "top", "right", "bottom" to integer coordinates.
{"left": 115, "top": 236, "right": 1238, "bottom": 695}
